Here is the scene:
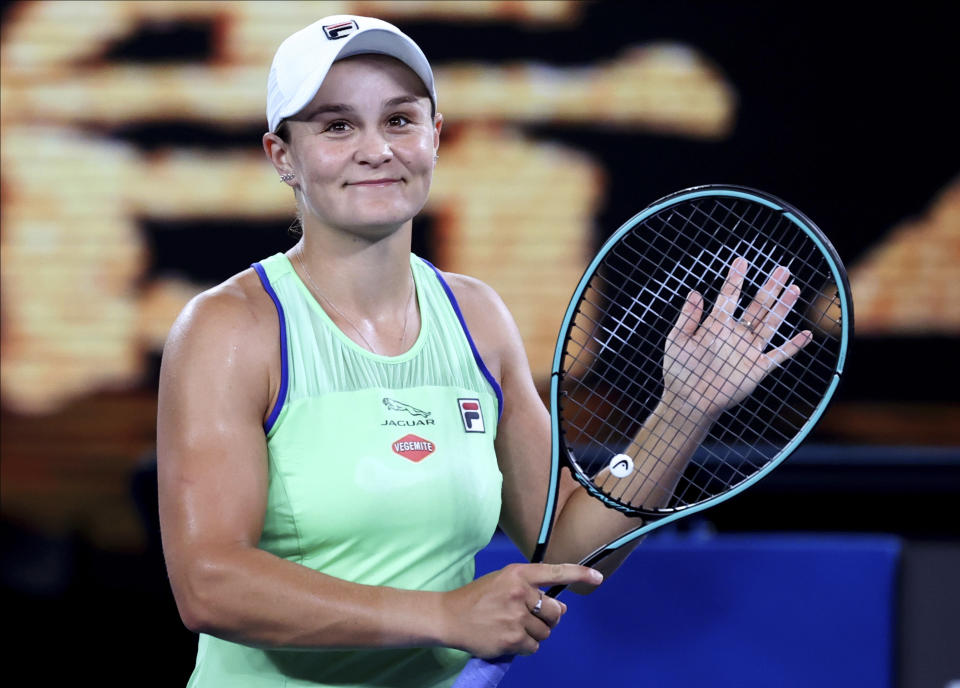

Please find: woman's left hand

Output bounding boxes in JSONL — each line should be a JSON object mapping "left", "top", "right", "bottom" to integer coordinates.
{"left": 663, "top": 256, "right": 812, "bottom": 418}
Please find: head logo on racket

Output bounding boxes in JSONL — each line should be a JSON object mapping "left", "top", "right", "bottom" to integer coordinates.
{"left": 608, "top": 454, "right": 634, "bottom": 478}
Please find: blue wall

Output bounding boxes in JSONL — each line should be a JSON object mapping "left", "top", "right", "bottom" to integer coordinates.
{"left": 476, "top": 532, "right": 900, "bottom": 688}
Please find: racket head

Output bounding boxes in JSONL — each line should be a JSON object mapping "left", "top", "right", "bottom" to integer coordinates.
{"left": 549, "top": 185, "right": 852, "bottom": 524}
{"left": 459, "top": 186, "right": 852, "bottom": 688}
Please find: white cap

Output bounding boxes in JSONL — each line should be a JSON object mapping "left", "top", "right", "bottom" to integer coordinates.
{"left": 266, "top": 15, "right": 437, "bottom": 132}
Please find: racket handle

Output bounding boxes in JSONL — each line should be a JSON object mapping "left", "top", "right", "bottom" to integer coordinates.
{"left": 451, "top": 655, "right": 514, "bottom": 688}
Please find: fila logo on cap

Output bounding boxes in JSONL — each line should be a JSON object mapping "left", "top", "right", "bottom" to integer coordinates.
{"left": 458, "top": 398, "right": 485, "bottom": 433}
{"left": 323, "top": 20, "right": 359, "bottom": 40}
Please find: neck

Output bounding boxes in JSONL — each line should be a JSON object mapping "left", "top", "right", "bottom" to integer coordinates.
{"left": 289, "top": 220, "right": 419, "bottom": 355}
{"left": 294, "top": 219, "right": 414, "bottom": 314}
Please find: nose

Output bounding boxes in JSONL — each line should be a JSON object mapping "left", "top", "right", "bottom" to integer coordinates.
{"left": 354, "top": 129, "right": 392, "bottom": 167}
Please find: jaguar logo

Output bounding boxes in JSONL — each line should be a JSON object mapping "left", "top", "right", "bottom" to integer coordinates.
{"left": 382, "top": 398, "right": 431, "bottom": 418}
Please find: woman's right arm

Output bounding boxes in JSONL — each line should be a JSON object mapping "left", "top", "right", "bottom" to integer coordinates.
{"left": 157, "top": 278, "right": 447, "bottom": 650}
{"left": 156, "top": 275, "right": 597, "bottom": 656}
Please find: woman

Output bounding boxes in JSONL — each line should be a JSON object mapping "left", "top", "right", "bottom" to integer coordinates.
{"left": 157, "top": 15, "right": 807, "bottom": 688}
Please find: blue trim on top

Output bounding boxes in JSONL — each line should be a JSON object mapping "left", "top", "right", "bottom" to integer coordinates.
{"left": 421, "top": 259, "right": 504, "bottom": 421}
{"left": 252, "top": 262, "right": 289, "bottom": 434}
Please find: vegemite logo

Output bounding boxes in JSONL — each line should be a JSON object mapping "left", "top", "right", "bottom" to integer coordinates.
{"left": 323, "top": 20, "right": 359, "bottom": 40}
{"left": 458, "top": 398, "right": 485, "bottom": 433}
{"left": 392, "top": 434, "right": 436, "bottom": 462}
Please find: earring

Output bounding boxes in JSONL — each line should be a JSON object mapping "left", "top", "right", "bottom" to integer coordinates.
{"left": 433, "top": 154, "right": 439, "bottom": 163}
{"left": 280, "top": 173, "right": 295, "bottom": 182}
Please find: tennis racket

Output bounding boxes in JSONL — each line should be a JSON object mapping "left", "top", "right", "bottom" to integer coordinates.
{"left": 452, "top": 184, "right": 852, "bottom": 688}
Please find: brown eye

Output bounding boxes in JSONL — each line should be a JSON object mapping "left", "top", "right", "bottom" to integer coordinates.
{"left": 324, "top": 120, "right": 351, "bottom": 133}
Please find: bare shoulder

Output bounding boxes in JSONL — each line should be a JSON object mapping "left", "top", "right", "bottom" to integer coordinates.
{"left": 436, "top": 270, "right": 512, "bottom": 327}
{"left": 433, "top": 269, "right": 526, "bottom": 382}
{"left": 165, "top": 268, "right": 276, "bottom": 355}
{"left": 435, "top": 269, "right": 518, "bottom": 339}
{"left": 160, "top": 267, "right": 279, "bottom": 418}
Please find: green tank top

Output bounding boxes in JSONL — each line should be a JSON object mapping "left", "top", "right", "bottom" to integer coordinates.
{"left": 187, "top": 253, "right": 503, "bottom": 688}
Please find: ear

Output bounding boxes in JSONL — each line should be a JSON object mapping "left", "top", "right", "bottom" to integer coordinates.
{"left": 263, "top": 132, "right": 295, "bottom": 183}
{"left": 433, "top": 112, "right": 443, "bottom": 153}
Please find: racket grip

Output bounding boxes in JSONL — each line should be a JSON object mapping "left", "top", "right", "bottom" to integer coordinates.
{"left": 451, "top": 655, "right": 514, "bottom": 688}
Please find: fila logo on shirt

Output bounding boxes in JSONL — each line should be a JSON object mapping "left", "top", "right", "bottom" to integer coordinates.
{"left": 458, "top": 398, "right": 485, "bottom": 433}
{"left": 323, "top": 21, "right": 358, "bottom": 40}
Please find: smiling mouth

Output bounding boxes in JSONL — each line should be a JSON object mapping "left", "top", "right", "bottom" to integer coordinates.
{"left": 347, "top": 179, "right": 402, "bottom": 187}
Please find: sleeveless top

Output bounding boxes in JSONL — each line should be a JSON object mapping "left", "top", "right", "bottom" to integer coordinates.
{"left": 187, "top": 253, "right": 504, "bottom": 688}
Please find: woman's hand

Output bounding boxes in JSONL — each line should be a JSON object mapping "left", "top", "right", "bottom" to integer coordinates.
{"left": 663, "top": 256, "right": 812, "bottom": 418}
{"left": 441, "top": 563, "right": 602, "bottom": 658}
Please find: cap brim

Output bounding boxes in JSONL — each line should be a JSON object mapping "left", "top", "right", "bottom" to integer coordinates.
{"left": 273, "top": 28, "right": 436, "bottom": 130}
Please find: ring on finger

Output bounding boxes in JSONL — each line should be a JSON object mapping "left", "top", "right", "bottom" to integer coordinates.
{"left": 531, "top": 590, "right": 543, "bottom": 616}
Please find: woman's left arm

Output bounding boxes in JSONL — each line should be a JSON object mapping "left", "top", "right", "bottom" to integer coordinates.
{"left": 450, "top": 274, "right": 637, "bottom": 577}
{"left": 455, "top": 258, "right": 811, "bottom": 585}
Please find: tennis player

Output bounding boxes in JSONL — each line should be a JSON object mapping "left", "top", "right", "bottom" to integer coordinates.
{"left": 157, "top": 14, "right": 804, "bottom": 688}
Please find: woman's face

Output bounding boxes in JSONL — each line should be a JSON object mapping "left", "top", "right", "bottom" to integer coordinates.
{"left": 280, "top": 54, "right": 440, "bottom": 239}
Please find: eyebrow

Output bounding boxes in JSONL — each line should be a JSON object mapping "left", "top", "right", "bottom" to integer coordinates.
{"left": 302, "top": 95, "right": 427, "bottom": 119}
{"left": 383, "top": 95, "right": 424, "bottom": 108}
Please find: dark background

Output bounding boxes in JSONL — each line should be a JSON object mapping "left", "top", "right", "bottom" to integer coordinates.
{"left": 2, "top": 2, "right": 958, "bottom": 685}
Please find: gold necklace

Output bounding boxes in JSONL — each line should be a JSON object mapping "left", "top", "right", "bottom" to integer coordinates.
{"left": 295, "top": 251, "right": 415, "bottom": 355}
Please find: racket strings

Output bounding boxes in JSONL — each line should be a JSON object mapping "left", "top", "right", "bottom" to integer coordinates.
{"left": 557, "top": 196, "right": 846, "bottom": 514}
{"left": 579, "top": 276, "right": 829, "bottom": 414}
{"left": 647, "top": 202, "right": 840, "bottom": 391}
{"left": 567, "top": 270, "right": 808, "bottom": 453}
{"left": 577, "top": 251, "right": 828, "bottom": 418}
{"left": 572, "top": 272, "right": 829, "bottom": 440}
{"left": 699, "top": 201, "right": 845, "bottom": 332}
{"left": 562, "top": 319, "right": 767, "bottom": 509}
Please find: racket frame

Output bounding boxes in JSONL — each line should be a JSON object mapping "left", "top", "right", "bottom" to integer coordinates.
{"left": 534, "top": 184, "right": 853, "bottom": 565}
{"left": 453, "top": 184, "right": 853, "bottom": 688}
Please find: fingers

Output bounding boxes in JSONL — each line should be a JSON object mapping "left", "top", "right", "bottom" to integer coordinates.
{"left": 672, "top": 289, "right": 704, "bottom": 338}
{"left": 765, "top": 329, "right": 813, "bottom": 371}
{"left": 679, "top": 258, "right": 801, "bottom": 346}
{"left": 521, "top": 591, "right": 565, "bottom": 647}
{"left": 660, "top": 255, "right": 810, "bottom": 417}
{"left": 741, "top": 265, "right": 791, "bottom": 333}
{"left": 451, "top": 563, "right": 593, "bottom": 658}
{"left": 754, "top": 282, "right": 800, "bottom": 344}
{"left": 731, "top": 261, "right": 803, "bottom": 350}
{"left": 527, "top": 589, "right": 567, "bottom": 629}
{"left": 520, "top": 562, "right": 604, "bottom": 589}
{"left": 508, "top": 563, "right": 598, "bottom": 652}
{"left": 716, "top": 256, "right": 748, "bottom": 320}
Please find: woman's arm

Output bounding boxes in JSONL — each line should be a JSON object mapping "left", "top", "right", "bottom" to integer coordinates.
{"left": 447, "top": 273, "right": 633, "bottom": 570}
{"left": 157, "top": 272, "right": 598, "bottom": 656}
{"left": 453, "top": 260, "right": 808, "bottom": 585}
{"left": 158, "top": 276, "right": 450, "bottom": 650}
{"left": 482, "top": 294, "right": 637, "bottom": 569}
